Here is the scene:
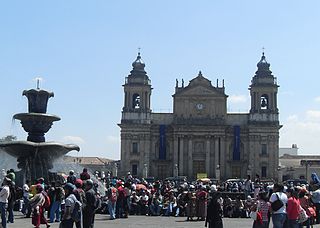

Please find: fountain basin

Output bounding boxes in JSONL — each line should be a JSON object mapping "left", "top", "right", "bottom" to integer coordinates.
{"left": 0, "top": 141, "right": 80, "bottom": 182}
{"left": 0, "top": 141, "right": 79, "bottom": 159}
{"left": 14, "top": 113, "right": 61, "bottom": 142}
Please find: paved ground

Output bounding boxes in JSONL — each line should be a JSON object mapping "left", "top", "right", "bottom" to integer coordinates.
{"left": 8, "top": 214, "right": 320, "bottom": 228}
{"left": 8, "top": 213, "right": 254, "bottom": 228}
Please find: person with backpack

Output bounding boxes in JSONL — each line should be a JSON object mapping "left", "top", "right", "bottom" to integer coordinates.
{"left": 49, "top": 182, "right": 64, "bottom": 223}
{"left": 73, "top": 179, "right": 86, "bottom": 228}
{"left": 60, "top": 183, "right": 81, "bottom": 228}
{"left": 29, "top": 184, "right": 51, "bottom": 228}
{"left": 6, "top": 180, "right": 16, "bottom": 224}
{"left": 107, "top": 184, "right": 118, "bottom": 220}
{"left": 0, "top": 177, "right": 11, "bottom": 228}
{"left": 83, "top": 179, "right": 96, "bottom": 228}
{"left": 270, "top": 183, "right": 288, "bottom": 228}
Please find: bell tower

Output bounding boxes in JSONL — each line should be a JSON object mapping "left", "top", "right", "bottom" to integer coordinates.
{"left": 122, "top": 52, "right": 152, "bottom": 123}
{"left": 249, "top": 52, "right": 279, "bottom": 122}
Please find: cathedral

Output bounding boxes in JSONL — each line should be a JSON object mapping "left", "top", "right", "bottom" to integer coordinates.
{"left": 118, "top": 52, "right": 281, "bottom": 181}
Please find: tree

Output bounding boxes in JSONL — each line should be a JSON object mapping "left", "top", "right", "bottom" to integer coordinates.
{"left": 0, "top": 135, "right": 17, "bottom": 142}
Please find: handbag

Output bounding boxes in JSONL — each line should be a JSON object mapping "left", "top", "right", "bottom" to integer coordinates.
{"left": 271, "top": 193, "right": 284, "bottom": 211}
{"left": 298, "top": 206, "right": 309, "bottom": 223}
{"left": 250, "top": 210, "right": 257, "bottom": 220}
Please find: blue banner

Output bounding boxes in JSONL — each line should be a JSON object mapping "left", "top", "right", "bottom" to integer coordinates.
{"left": 159, "top": 125, "right": 166, "bottom": 160}
{"left": 233, "top": 125, "right": 241, "bottom": 160}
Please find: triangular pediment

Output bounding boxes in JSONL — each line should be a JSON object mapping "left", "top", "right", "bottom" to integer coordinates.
{"left": 175, "top": 84, "right": 225, "bottom": 97}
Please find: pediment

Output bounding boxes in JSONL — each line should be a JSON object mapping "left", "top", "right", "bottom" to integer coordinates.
{"left": 174, "top": 84, "right": 226, "bottom": 97}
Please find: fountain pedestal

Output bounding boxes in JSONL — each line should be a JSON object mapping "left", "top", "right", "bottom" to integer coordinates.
{"left": 0, "top": 87, "right": 79, "bottom": 184}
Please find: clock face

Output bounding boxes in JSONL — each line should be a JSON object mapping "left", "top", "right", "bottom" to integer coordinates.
{"left": 196, "top": 103, "right": 204, "bottom": 110}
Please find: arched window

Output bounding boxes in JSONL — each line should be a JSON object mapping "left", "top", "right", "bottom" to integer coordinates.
{"left": 260, "top": 94, "right": 269, "bottom": 110}
{"left": 132, "top": 93, "right": 140, "bottom": 109}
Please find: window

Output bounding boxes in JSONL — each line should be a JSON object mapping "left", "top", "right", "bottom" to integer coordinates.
{"left": 132, "top": 142, "right": 138, "bottom": 154}
{"left": 260, "top": 94, "right": 269, "bottom": 110}
{"left": 132, "top": 164, "right": 138, "bottom": 176}
{"left": 261, "top": 144, "right": 267, "bottom": 155}
{"left": 261, "top": 166, "right": 267, "bottom": 178}
{"left": 132, "top": 93, "right": 140, "bottom": 109}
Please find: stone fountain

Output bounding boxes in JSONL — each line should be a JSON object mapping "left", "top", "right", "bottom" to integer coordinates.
{"left": 0, "top": 83, "right": 80, "bottom": 184}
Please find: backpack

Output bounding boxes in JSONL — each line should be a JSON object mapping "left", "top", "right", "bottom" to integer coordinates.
{"left": 71, "top": 200, "right": 82, "bottom": 222}
{"left": 108, "top": 188, "right": 118, "bottom": 203}
{"left": 42, "top": 192, "right": 51, "bottom": 209}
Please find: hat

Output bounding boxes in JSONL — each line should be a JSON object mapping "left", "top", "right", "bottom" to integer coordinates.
{"left": 36, "top": 184, "right": 43, "bottom": 191}
{"left": 86, "top": 179, "right": 94, "bottom": 186}
{"left": 210, "top": 184, "right": 217, "bottom": 192}
{"left": 75, "top": 179, "right": 83, "bottom": 187}
{"left": 64, "top": 183, "right": 75, "bottom": 191}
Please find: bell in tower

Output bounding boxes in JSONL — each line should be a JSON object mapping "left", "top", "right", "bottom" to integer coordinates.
{"left": 249, "top": 52, "right": 279, "bottom": 121}
{"left": 121, "top": 52, "right": 152, "bottom": 123}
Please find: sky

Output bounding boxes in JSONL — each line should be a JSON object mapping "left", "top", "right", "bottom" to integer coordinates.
{"left": 0, "top": 1, "right": 320, "bottom": 160}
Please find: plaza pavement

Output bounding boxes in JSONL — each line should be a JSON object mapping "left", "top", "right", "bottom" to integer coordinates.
{"left": 5, "top": 213, "right": 254, "bottom": 228}
{"left": 8, "top": 213, "right": 320, "bottom": 228}
{"left": 8, "top": 213, "right": 252, "bottom": 228}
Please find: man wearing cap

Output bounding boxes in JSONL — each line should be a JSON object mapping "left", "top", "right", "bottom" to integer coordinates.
{"left": 60, "top": 183, "right": 78, "bottom": 228}
{"left": 311, "top": 183, "right": 320, "bottom": 224}
{"left": 0, "top": 178, "right": 10, "bottom": 228}
{"left": 67, "top": 170, "right": 77, "bottom": 185}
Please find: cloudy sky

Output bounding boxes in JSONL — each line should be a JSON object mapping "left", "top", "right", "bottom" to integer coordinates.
{"left": 0, "top": 1, "right": 320, "bottom": 159}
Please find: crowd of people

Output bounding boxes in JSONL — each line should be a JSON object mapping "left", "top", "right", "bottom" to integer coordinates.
{"left": 1, "top": 169, "right": 320, "bottom": 228}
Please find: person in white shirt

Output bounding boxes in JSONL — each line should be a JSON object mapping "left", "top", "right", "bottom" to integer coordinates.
{"left": 21, "top": 180, "right": 30, "bottom": 215}
{"left": 0, "top": 177, "right": 11, "bottom": 228}
{"left": 269, "top": 183, "right": 288, "bottom": 228}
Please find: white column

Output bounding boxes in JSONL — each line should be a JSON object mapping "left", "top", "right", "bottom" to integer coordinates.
{"left": 220, "top": 136, "right": 226, "bottom": 179}
{"left": 205, "top": 137, "right": 210, "bottom": 176}
{"left": 179, "top": 136, "right": 184, "bottom": 175}
{"left": 188, "top": 137, "right": 193, "bottom": 178}
{"left": 214, "top": 137, "right": 219, "bottom": 178}
{"left": 173, "top": 136, "right": 179, "bottom": 175}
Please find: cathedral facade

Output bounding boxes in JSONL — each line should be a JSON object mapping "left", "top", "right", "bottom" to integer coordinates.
{"left": 118, "top": 52, "right": 281, "bottom": 181}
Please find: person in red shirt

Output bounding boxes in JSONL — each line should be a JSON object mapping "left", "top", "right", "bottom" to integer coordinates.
{"left": 286, "top": 188, "right": 300, "bottom": 228}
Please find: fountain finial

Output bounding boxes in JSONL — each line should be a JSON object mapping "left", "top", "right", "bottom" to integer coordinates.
{"left": 35, "top": 77, "right": 42, "bottom": 90}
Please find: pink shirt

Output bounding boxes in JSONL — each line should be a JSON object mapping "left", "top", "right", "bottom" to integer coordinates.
{"left": 287, "top": 197, "right": 300, "bottom": 220}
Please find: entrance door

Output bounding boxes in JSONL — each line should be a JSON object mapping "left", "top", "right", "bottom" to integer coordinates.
{"left": 193, "top": 160, "right": 206, "bottom": 178}
{"left": 231, "top": 166, "right": 241, "bottom": 178}
{"left": 157, "top": 165, "right": 168, "bottom": 179}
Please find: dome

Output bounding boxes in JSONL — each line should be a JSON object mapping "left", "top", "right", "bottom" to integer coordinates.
{"left": 132, "top": 52, "right": 145, "bottom": 69}
{"left": 257, "top": 52, "right": 270, "bottom": 70}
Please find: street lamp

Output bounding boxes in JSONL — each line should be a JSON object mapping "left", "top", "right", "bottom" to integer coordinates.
{"left": 114, "top": 163, "right": 118, "bottom": 177}
{"left": 144, "top": 163, "right": 148, "bottom": 178}
{"left": 174, "top": 163, "right": 178, "bottom": 177}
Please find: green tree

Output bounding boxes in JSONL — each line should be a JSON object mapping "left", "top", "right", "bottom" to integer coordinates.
{"left": 0, "top": 135, "right": 17, "bottom": 142}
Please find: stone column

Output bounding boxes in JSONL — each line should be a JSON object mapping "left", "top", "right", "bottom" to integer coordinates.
{"left": 179, "top": 136, "right": 184, "bottom": 175}
{"left": 188, "top": 136, "right": 193, "bottom": 178}
{"left": 220, "top": 136, "right": 226, "bottom": 179}
{"left": 205, "top": 136, "right": 211, "bottom": 176}
{"left": 173, "top": 135, "right": 179, "bottom": 176}
{"left": 144, "top": 134, "right": 151, "bottom": 177}
{"left": 214, "top": 136, "right": 219, "bottom": 178}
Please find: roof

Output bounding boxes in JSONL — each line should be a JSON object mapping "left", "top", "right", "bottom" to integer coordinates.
{"left": 63, "top": 156, "right": 115, "bottom": 165}
{"left": 279, "top": 154, "right": 320, "bottom": 167}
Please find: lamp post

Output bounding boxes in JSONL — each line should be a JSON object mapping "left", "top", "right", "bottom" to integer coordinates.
{"left": 174, "top": 163, "right": 178, "bottom": 177}
{"left": 114, "top": 163, "right": 118, "bottom": 178}
{"left": 144, "top": 163, "right": 148, "bottom": 178}
{"left": 216, "top": 165, "right": 220, "bottom": 181}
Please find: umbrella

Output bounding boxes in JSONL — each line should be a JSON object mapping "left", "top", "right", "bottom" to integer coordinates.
{"left": 136, "top": 184, "right": 147, "bottom": 191}
{"left": 199, "top": 178, "right": 210, "bottom": 183}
